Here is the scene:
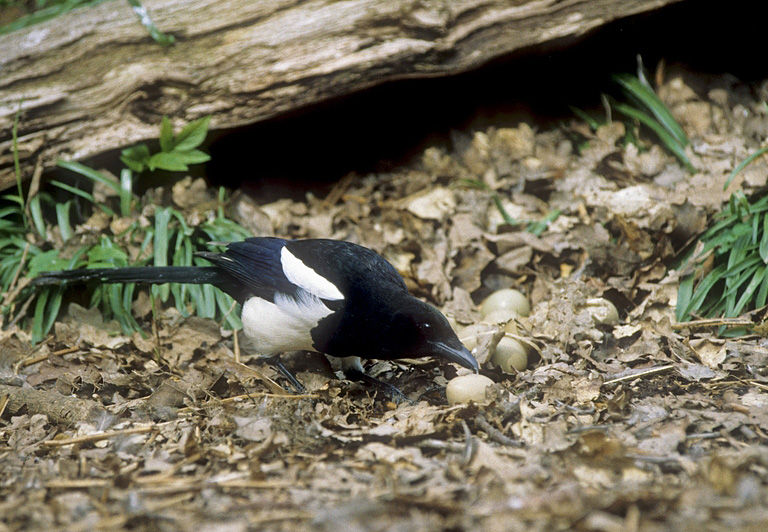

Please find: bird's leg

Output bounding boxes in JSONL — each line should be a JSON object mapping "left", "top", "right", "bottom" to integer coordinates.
{"left": 262, "top": 354, "right": 306, "bottom": 394}
{"left": 340, "top": 357, "right": 413, "bottom": 404}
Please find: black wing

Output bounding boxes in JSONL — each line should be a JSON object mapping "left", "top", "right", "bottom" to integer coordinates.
{"left": 196, "top": 237, "right": 297, "bottom": 304}
{"left": 285, "top": 238, "right": 407, "bottom": 297}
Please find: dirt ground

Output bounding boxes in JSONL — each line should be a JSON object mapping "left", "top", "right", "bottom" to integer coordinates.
{"left": 3, "top": 64, "right": 768, "bottom": 532}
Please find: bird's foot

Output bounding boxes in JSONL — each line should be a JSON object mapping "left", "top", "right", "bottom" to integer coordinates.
{"left": 262, "top": 355, "right": 307, "bottom": 394}
{"left": 344, "top": 366, "right": 414, "bottom": 405}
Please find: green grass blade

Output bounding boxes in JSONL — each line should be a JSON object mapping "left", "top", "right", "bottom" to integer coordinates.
{"left": 120, "top": 169, "right": 134, "bottom": 217}
{"left": 31, "top": 288, "right": 50, "bottom": 343}
{"left": 56, "top": 160, "right": 121, "bottom": 194}
{"left": 611, "top": 101, "right": 694, "bottom": 172}
{"left": 55, "top": 201, "right": 73, "bottom": 242}
{"left": 756, "top": 268, "right": 768, "bottom": 308}
{"left": 613, "top": 74, "right": 689, "bottom": 148}
{"left": 725, "top": 146, "right": 768, "bottom": 189}
{"left": 153, "top": 207, "right": 171, "bottom": 301}
{"left": 731, "top": 269, "right": 764, "bottom": 317}
{"left": 679, "top": 264, "right": 728, "bottom": 319}
{"left": 677, "top": 274, "right": 695, "bottom": 322}
{"left": 28, "top": 195, "right": 47, "bottom": 238}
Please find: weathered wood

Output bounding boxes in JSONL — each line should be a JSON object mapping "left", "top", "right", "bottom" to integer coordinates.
{"left": 1, "top": 0, "right": 684, "bottom": 189}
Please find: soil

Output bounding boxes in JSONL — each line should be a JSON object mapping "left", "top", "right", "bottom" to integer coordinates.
{"left": 3, "top": 61, "right": 768, "bottom": 531}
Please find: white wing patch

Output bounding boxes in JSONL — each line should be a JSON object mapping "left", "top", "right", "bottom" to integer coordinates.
{"left": 240, "top": 288, "right": 333, "bottom": 355}
{"left": 280, "top": 247, "right": 344, "bottom": 301}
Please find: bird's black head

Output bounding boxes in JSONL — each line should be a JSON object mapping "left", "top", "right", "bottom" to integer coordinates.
{"left": 389, "top": 298, "right": 479, "bottom": 372}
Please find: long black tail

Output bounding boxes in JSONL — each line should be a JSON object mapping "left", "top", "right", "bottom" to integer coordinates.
{"left": 32, "top": 266, "right": 236, "bottom": 294}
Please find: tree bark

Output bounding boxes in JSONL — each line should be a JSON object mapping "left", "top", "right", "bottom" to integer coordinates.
{"left": 1, "top": 0, "right": 684, "bottom": 189}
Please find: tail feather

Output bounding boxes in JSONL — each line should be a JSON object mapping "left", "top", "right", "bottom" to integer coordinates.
{"left": 33, "top": 266, "right": 228, "bottom": 288}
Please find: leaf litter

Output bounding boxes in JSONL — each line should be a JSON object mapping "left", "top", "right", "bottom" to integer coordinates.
{"left": 3, "top": 68, "right": 768, "bottom": 531}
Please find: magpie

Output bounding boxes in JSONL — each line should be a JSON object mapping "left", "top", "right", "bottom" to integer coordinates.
{"left": 33, "top": 237, "right": 478, "bottom": 393}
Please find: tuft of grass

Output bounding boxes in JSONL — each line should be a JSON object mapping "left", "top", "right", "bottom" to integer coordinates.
{"left": 569, "top": 61, "right": 695, "bottom": 172}
{"left": 610, "top": 72, "right": 695, "bottom": 172}
{"left": 677, "top": 140, "right": 768, "bottom": 335}
{"left": 0, "top": 0, "right": 107, "bottom": 36}
{"left": 1, "top": 0, "right": 174, "bottom": 45}
{"left": 677, "top": 191, "right": 768, "bottom": 335}
{"left": 3, "top": 114, "right": 251, "bottom": 342}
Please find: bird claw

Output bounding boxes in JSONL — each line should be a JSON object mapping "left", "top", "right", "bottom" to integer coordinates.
{"left": 262, "top": 355, "right": 307, "bottom": 394}
{"left": 343, "top": 367, "right": 414, "bottom": 405}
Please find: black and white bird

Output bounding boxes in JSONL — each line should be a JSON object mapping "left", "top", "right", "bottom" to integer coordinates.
{"left": 33, "top": 237, "right": 478, "bottom": 392}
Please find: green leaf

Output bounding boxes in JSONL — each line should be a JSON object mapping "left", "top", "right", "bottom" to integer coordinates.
{"left": 756, "top": 269, "right": 768, "bottom": 308}
{"left": 172, "top": 149, "right": 211, "bottom": 165}
{"left": 755, "top": 215, "right": 768, "bottom": 264}
{"left": 159, "top": 116, "right": 175, "bottom": 152}
{"left": 725, "top": 146, "right": 768, "bottom": 190}
{"left": 87, "top": 241, "right": 128, "bottom": 266}
{"left": 0, "top": 0, "right": 108, "bottom": 37}
{"left": 613, "top": 73, "right": 689, "bottom": 148}
{"left": 55, "top": 201, "right": 72, "bottom": 242}
{"left": 611, "top": 101, "right": 695, "bottom": 172}
{"left": 31, "top": 288, "right": 50, "bottom": 343}
{"left": 174, "top": 116, "right": 211, "bottom": 152}
{"left": 147, "top": 152, "right": 190, "bottom": 172}
{"left": 153, "top": 207, "right": 172, "bottom": 301}
{"left": 731, "top": 269, "right": 763, "bottom": 317}
{"left": 680, "top": 264, "right": 728, "bottom": 320}
{"left": 41, "top": 287, "right": 64, "bottom": 342}
{"left": 28, "top": 249, "right": 71, "bottom": 275}
{"left": 569, "top": 106, "right": 602, "bottom": 131}
{"left": 28, "top": 195, "right": 47, "bottom": 238}
{"left": 120, "top": 168, "right": 134, "bottom": 217}
{"left": 676, "top": 274, "right": 695, "bottom": 321}
{"left": 120, "top": 144, "right": 151, "bottom": 173}
{"left": 56, "top": 160, "right": 121, "bottom": 194}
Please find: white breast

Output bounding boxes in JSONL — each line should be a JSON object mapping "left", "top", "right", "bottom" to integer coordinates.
{"left": 240, "top": 288, "right": 334, "bottom": 355}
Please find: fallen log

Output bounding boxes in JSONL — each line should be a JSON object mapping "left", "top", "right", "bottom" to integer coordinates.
{"left": 1, "top": 0, "right": 684, "bottom": 189}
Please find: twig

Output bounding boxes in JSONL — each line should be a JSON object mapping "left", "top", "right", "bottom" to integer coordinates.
{"left": 59, "top": 493, "right": 196, "bottom": 532}
{"left": 603, "top": 364, "right": 674, "bottom": 385}
{"left": 46, "top": 479, "right": 110, "bottom": 489}
{"left": 475, "top": 414, "right": 523, "bottom": 447}
{"left": 0, "top": 393, "right": 8, "bottom": 419}
{"left": 41, "top": 426, "right": 155, "bottom": 447}
{"left": 234, "top": 327, "right": 240, "bottom": 364}
{"left": 21, "top": 346, "right": 80, "bottom": 368}
{"left": 416, "top": 438, "right": 466, "bottom": 453}
{"left": 218, "top": 358, "right": 288, "bottom": 395}
{"left": 135, "top": 453, "right": 203, "bottom": 484}
{"left": 460, "top": 420, "right": 477, "bottom": 466}
{"left": 672, "top": 318, "right": 752, "bottom": 329}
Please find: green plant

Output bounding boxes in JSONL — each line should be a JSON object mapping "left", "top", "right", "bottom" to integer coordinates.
{"left": 610, "top": 73, "right": 695, "bottom": 173}
{"left": 569, "top": 63, "right": 694, "bottom": 172}
{"left": 0, "top": 0, "right": 107, "bottom": 36}
{"left": 121, "top": 116, "right": 210, "bottom": 173}
{"left": 3, "top": 113, "right": 251, "bottom": 342}
{"left": 724, "top": 146, "right": 768, "bottom": 189}
{"left": 0, "top": 103, "right": 80, "bottom": 341}
{"left": 676, "top": 139, "right": 768, "bottom": 334}
{"left": 677, "top": 191, "right": 768, "bottom": 334}
{"left": 1, "top": 0, "right": 173, "bottom": 44}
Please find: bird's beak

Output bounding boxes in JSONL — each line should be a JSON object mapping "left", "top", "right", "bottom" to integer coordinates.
{"left": 433, "top": 342, "right": 479, "bottom": 373}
